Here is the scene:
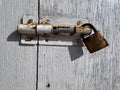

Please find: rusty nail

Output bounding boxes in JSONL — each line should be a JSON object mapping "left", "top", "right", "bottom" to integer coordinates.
{"left": 77, "top": 21, "right": 82, "bottom": 25}
{"left": 27, "top": 19, "right": 33, "bottom": 24}
{"left": 25, "top": 35, "right": 35, "bottom": 41}
{"left": 46, "top": 83, "right": 50, "bottom": 88}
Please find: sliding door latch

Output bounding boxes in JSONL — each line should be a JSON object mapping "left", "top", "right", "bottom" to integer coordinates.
{"left": 17, "top": 15, "right": 108, "bottom": 53}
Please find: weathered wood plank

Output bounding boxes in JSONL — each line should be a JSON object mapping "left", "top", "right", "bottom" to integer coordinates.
{"left": 0, "top": 0, "right": 38, "bottom": 90}
{"left": 38, "top": 0, "right": 120, "bottom": 90}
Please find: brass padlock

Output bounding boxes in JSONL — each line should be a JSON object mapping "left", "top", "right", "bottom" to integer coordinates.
{"left": 81, "top": 23, "right": 108, "bottom": 53}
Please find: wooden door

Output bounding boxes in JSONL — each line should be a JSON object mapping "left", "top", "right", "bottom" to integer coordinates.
{"left": 0, "top": 0, "right": 38, "bottom": 90}
{"left": 0, "top": 0, "right": 120, "bottom": 90}
{"left": 38, "top": 0, "right": 120, "bottom": 90}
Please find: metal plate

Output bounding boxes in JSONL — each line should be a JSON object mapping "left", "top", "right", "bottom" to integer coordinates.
{"left": 39, "top": 34, "right": 83, "bottom": 46}
{"left": 21, "top": 35, "right": 38, "bottom": 45}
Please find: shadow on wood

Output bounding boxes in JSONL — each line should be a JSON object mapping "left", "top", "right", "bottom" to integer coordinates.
{"left": 68, "top": 46, "right": 83, "bottom": 61}
{"left": 7, "top": 30, "right": 35, "bottom": 46}
{"left": 7, "top": 30, "right": 20, "bottom": 42}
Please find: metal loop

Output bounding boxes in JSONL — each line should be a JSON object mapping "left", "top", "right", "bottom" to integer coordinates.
{"left": 81, "top": 23, "right": 98, "bottom": 33}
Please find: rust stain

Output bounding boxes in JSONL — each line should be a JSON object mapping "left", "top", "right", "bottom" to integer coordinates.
{"left": 26, "top": 19, "right": 33, "bottom": 24}
{"left": 25, "top": 35, "right": 36, "bottom": 41}
{"left": 46, "top": 82, "right": 50, "bottom": 88}
{"left": 18, "top": 19, "right": 92, "bottom": 35}
{"left": 77, "top": 20, "right": 82, "bottom": 25}
{"left": 53, "top": 24, "right": 71, "bottom": 28}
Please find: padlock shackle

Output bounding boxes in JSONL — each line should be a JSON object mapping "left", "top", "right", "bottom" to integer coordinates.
{"left": 81, "top": 23, "right": 97, "bottom": 33}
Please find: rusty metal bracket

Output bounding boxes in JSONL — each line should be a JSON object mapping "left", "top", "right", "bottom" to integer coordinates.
{"left": 18, "top": 15, "right": 38, "bottom": 45}
{"left": 17, "top": 15, "right": 92, "bottom": 46}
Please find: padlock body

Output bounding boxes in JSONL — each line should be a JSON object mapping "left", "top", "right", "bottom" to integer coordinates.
{"left": 83, "top": 31, "right": 108, "bottom": 53}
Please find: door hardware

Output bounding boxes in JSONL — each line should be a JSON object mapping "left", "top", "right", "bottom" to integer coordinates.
{"left": 17, "top": 15, "right": 108, "bottom": 53}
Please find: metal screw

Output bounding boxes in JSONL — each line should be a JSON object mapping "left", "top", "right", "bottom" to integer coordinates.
{"left": 77, "top": 21, "right": 82, "bottom": 25}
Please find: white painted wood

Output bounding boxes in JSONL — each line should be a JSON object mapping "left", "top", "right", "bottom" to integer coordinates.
{"left": 38, "top": 0, "right": 120, "bottom": 90}
{"left": 0, "top": 0, "right": 38, "bottom": 90}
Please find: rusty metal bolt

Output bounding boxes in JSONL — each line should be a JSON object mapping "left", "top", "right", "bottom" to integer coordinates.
{"left": 77, "top": 21, "right": 82, "bottom": 25}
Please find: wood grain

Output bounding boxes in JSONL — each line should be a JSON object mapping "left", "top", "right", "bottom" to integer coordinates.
{"left": 38, "top": 0, "right": 120, "bottom": 90}
{"left": 0, "top": 0, "right": 38, "bottom": 90}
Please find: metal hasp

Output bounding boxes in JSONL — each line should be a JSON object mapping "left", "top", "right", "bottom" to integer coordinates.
{"left": 17, "top": 15, "right": 108, "bottom": 53}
